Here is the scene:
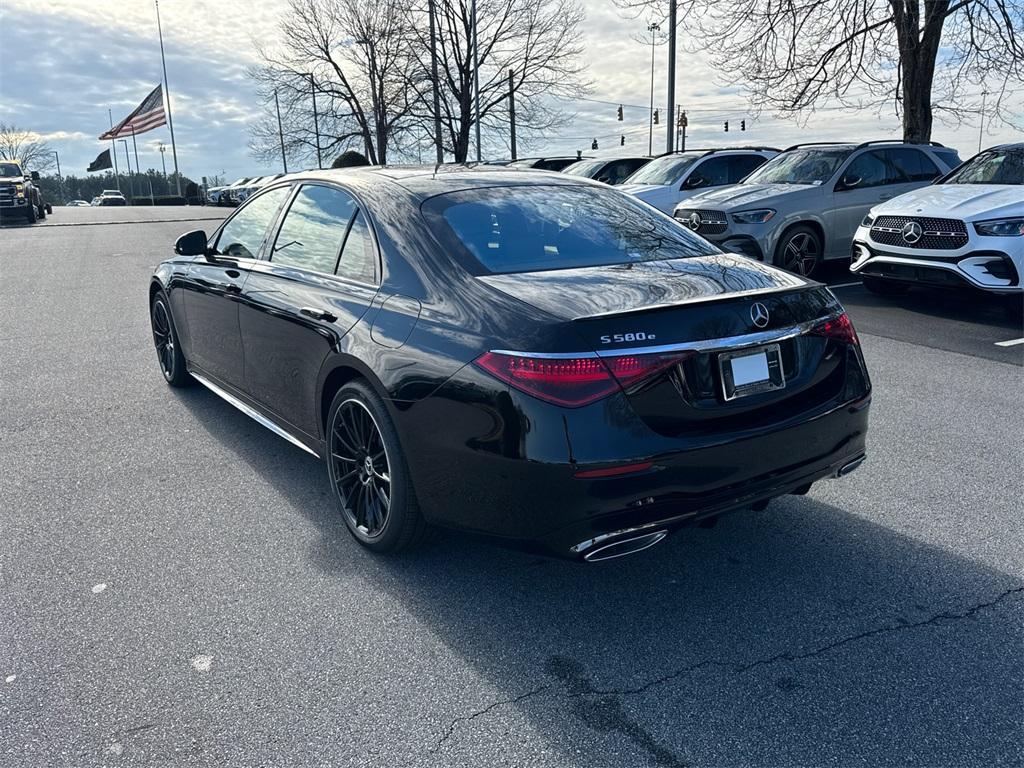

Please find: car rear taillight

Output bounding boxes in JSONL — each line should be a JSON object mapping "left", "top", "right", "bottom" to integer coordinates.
{"left": 810, "top": 313, "right": 859, "bottom": 346}
{"left": 474, "top": 351, "right": 689, "bottom": 408}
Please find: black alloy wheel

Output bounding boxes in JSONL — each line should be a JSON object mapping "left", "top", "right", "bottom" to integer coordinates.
{"left": 776, "top": 225, "right": 822, "bottom": 277}
{"left": 150, "top": 293, "right": 190, "bottom": 387}
{"left": 326, "top": 382, "right": 426, "bottom": 553}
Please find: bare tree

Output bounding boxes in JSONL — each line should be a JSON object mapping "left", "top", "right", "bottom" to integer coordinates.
{"left": 248, "top": 0, "right": 417, "bottom": 166}
{"left": 0, "top": 123, "right": 56, "bottom": 172}
{"left": 406, "top": 0, "right": 589, "bottom": 162}
{"left": 615, "top": 0, "right": 1024, "bottom": 142}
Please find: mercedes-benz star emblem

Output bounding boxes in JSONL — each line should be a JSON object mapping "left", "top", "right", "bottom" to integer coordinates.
{"left": 750, "top": 302, "right": 770, "bottom": 328}
{"left": 688, "top": 212, "right": 702, "bottom": 231}
{"left": 901, "top": 220, "right": 923, "bottom": 244}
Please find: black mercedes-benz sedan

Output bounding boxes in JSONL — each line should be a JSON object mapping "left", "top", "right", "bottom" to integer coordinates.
{"left": 150, "top": 166, "right": 870, "bottom": 561}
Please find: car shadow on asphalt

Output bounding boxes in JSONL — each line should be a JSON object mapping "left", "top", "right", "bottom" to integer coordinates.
{"left": 174, "top": 384, "right": 1023, "bottom": 767}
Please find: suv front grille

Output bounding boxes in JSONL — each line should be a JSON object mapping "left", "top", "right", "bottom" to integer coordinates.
{"left": 674, "top": 209, "right": 728, "bottom": 235}
{"left": 870, "top": 216, "right": 968, "bottom": 250}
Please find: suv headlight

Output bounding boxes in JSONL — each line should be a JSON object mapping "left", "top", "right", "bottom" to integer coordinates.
{"left": 974, "top": 217, "right": 1024, "bottom": 237}
{"left": 731, "top": 208, "right": 775, "bottom": 224}
{"left": 861, "top": 214, "right": 875, "bottom": 227}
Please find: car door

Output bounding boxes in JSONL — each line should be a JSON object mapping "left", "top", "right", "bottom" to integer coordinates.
{"left": 829, "top": 150, "right": 900, "bottom": 256}
{"left": 183, "top": 185, "right": 291, "bottom": 388}
{"left": 239, "top": 183, "right": 380, "bottom": 440}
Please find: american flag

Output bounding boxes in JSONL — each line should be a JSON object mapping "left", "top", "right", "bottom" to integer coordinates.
{"left": 99, "top": 85, "right": 167, "bottom": 140}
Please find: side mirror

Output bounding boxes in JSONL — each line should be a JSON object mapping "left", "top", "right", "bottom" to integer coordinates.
{"left": 175, "top": 229, "right": 210, "bottom": 257}
{"left": 838, "top": 174, "right": 862, "bottom": 190}
{"left": 684, "top": 175, "right": 706, "bottom": 189}
{"left": 30, "top": 171, "right": 40, "bottom": 181}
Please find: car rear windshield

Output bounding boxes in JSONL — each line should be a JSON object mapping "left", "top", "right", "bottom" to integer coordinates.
{"left": 422, "top": 184, "right": 720, "bottom": 275}
{"left": 743, "top": 149, "right": 850, "bottom": 185}
{"left": 622, "top": 154, "right": 701, "bottom": 186}
{"left": 562, "top": 160, "right": 606, "bottom": 177}
{"left": 942, "top": 149, "right": 1024, "bottom": 185}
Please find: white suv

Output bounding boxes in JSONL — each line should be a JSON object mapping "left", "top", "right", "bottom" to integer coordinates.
{"left": 618, "top": 147, "right": 778, "bottom": 213}
{"left": 851, "top": 143, "right": 1023, "bottom": 295}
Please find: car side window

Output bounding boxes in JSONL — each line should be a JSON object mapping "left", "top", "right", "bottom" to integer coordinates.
{"left": 840, "top": 151, "right": 892, "bottom": 189}
{"left": 687, "top": 156, "right": 731, "bottom": 188}
{"left": 215, "top": 186, "right": 291, "bottom": 259}
{"left": 270, "top": 185, "right": 357, "bottom": 274}
{"left": 336, "top": 210, "right": 377, "bottom": 284}
{"left": 728, "top": 155, "right": 767, "bottom": 183}
{"left": 885, "top": 148, "right": 940, "bottom": 182}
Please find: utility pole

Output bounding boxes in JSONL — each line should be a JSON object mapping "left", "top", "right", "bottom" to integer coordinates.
{"left": 471, "top": 0, "right": 482, "bottom": 162}
{"left": 428, "top": 0, "right": 444, "bottom": 164}
{"left": 304, "top": 72, "right": 322, "bottom": 169}
{"left": 508, "top": 69, "right": 517, "bottom": 161}
{"left": 666, "top": 0, "right": 677, "bottom": 153}
{"left": 978, "top": 91, "right": 988, "bottom": 153}
{"left": 275, "top": 91, "right": 288, "bottom": 173}
{"left": 155, "top": 0, "right": 181, "bottom": 195}
{"left": 52, "top": 150, "right": 64, "bottom": 204}
{"left": 648, "top": 22, "right": 660, "bottom": 156}
{"left": 108, "top": 109, "right": 121, "bottom": 192}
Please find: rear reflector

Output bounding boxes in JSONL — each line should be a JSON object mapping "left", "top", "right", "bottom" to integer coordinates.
{"left": 474, "top": 350, "right": 690, "bottom": 408}
{"left": 810, "top": 312, "right": 859, "bottom": 346}
{"left": 575, "top": 461, "right": 654, "bottom": 479}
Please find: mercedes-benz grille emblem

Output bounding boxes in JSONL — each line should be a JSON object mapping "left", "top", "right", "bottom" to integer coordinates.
{"left": 687, "top": 212, "right": 702, "bottom": 231}
{"left": 901, "top": 220, "right": 923, "bottom": 244}
{"left": 750, "top": 302, "right": 770, "bottom": 328}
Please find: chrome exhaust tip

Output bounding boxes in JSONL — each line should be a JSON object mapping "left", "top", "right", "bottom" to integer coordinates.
{"left": 835, "top": 455, "right": 866, "bottom": 478}
{"left": 581, "top": 530, "right": 668, "bottom": 562}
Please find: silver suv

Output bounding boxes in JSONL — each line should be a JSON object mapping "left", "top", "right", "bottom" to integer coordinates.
{"left": 674, "top": 141, "right": 962, "bottom": 277}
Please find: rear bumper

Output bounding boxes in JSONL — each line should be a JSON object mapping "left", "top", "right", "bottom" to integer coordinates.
{"left": 397, "top": 368, "right": 870, "bottom": 559}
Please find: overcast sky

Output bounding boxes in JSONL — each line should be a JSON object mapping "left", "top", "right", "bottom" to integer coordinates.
{"left": 1, "top": 0, "right": 1020, "bottom": 182}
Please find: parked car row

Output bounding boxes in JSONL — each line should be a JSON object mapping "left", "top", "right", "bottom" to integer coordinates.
{"left": 527, "top": 140, "right": 1020, "bottom": 296}
{"left": 207, "top": 174, "right": 286, "bottom": 207}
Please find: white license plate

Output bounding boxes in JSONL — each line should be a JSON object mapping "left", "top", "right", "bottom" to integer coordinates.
{"left": 719, "top": 343, "right": 785, "bottom": 401}
{"left": 730, "top": 351, "right": 770, "bottom": 386}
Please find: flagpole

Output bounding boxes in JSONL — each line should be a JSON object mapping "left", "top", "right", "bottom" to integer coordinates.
{"left": 130, "top": 125, "right": 141, "bottom": 184}
{"left": 108, "top": 109, "right": 121, "bottom": 192}
{"left": 119, "top": 139, "right": 134, "bottom": 203}
{"left": 155, "top": 0, "right": 181, "bottom": 196}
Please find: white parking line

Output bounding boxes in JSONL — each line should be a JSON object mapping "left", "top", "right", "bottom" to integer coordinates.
{"left": 994, "top": 338, "right": 1024, "bottom": 347}
{"left": 829, "top": 281, "right": 863, "bottom": 289}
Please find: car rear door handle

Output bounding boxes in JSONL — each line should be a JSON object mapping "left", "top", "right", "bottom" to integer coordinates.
{"left": 300, "top": 307, "right": 337, "bottom": 323}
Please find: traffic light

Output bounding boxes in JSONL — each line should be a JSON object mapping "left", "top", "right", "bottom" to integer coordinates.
{"left": 741, "top": 119, "right": 746, "bottom": 131}
{"left": 620, "top": 135, "right": 625, "bottom": 146}
{"left": 678, "top": 111, "right": 688, "bottom": 127}
{"left": 617, "top": 105, "right": 623, "bottom": 121}
{"left": 591, "top": 138, "right": 599, "bottom": 150}
{"left": 724, "top": 121, "right": 729, "bottom": 132}
{"left": 653, "top": 109, "right": 659, "bottom": 125}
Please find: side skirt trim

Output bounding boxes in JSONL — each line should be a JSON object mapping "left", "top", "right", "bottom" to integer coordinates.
{"left": 190, "top": 370, "right": 321, "bottom": 459}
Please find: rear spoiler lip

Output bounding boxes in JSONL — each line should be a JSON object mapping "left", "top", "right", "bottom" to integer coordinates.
{"left": 491, "top": 312, "right": 840, "bottom": 359}
{"left": 568, "top": 282, "right": 822, "bottom": 322}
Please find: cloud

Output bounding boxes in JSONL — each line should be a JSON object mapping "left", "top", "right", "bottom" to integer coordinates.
{"left": 1, "top": 0, "right": 1020, "bottom": 177}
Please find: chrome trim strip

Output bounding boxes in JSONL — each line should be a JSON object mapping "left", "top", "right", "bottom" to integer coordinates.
{"left": 190, "top": 370, "right": 321, "bottom": 458}
{"left": 491, "top": 316, "right": 831, "bottom": 361}
{"left": 850, "top": 255, "right": 1017, "bottom": 291}
{"left": 569, "top": 285, "right": 812, "bottom": 320}
{"left": 571, "top": 518, "right": 695, "bottom": 554}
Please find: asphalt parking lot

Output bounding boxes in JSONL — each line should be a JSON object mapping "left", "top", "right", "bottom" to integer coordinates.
{"left": 2, "top": 208, "right": 1022, "bottom": 767}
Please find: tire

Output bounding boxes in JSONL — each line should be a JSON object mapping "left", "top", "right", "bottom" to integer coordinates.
{"left": 45, "top": 203, "right": 52, "bottom": 215}
{"left": 325, "top": 381, "right": 427, "bottom": 554}
{"left": 24, "top": 202, "right": 36, "bottom": 224}
{"left": 862, "top": 276, "right": 910, "bottom": 296}
{"left": 37, "top": 202, "right": 46, "bottom": 220}
{"left": 774, "top": 224, "right": 822, "bottom": 278}
{"left": 150, "top": 291, "right": 191, "bottom": 387}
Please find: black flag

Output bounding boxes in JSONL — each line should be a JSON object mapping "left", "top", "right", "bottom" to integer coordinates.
{"left": 87, "top": 149, "right": 113, "bottom": 172}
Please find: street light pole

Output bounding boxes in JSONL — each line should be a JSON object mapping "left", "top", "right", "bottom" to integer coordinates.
{"left": 118, "top": 139, "right": 133, "bottom": 202}
{"left": 471, "top": 0, "right": 482, "bottom": 162}
{"left": 666, "top": 0, "right": 677, "bottom": 153}
{"left": 158, "top": 142, "right": 168, "bottom": 193}
{"left": 648, "top": 22, "right": 660, "bottom": 157}
{"left": 52, "top": 150, "right": 64, "bottom": 203}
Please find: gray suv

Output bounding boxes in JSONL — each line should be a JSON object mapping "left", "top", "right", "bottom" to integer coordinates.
{"left": 674, "top": 141, "right": 962, "bottom": 276}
